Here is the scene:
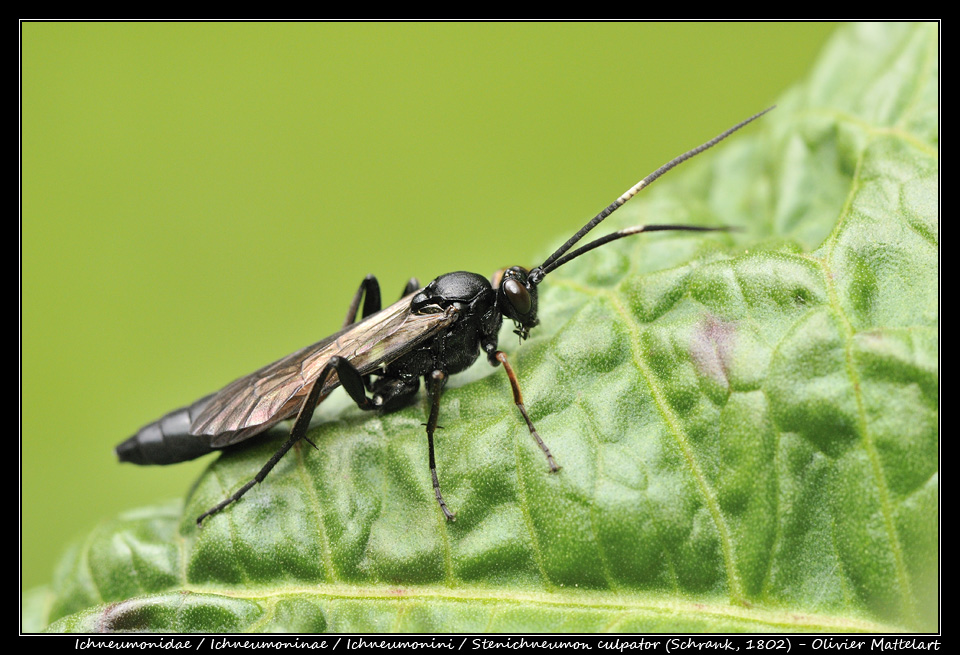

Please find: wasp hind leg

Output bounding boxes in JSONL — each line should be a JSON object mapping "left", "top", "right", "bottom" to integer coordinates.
{"left": 343, "top": 275, "right": 383, "bottom": 328}
{"left": 196, "top": 356, "right": 378, "bottom": 527}
{"left": 343, "top": 275, "right": 421, "bottom": 391}
{"left": 343, "top": 275, "right": 421, "bottom": 329}
{"left": 400, "top": 277, "right": 420, "bottom": 296}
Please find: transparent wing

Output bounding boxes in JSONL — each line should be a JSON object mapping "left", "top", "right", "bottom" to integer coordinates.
{"left": 190, "top": 294, "right": 458, "bottom": 446}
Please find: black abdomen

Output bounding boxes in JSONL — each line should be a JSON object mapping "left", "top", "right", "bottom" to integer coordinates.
{"left": 116, "top": 394, "right": 217, "bottom": 465}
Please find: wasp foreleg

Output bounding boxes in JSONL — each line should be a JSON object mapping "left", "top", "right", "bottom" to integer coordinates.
{"left": 494, "top": 351, "right": 560, "bottom": 472}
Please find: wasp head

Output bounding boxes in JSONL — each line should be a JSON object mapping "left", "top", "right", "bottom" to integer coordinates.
{"left": 495, "top": 266, "right": 539, "bottom": 340}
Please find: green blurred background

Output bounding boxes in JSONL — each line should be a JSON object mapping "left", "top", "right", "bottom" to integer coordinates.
{"left": 21, "top": 22, "right": 837, "bottom": 590}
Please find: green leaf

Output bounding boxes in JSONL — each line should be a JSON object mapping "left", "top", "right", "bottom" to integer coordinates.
{"left": 27, "top": 22, "right": 937, "bottom": 633}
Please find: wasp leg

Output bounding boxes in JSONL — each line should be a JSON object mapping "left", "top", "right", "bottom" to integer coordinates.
{"left": 424, "top": 369, "right": 455, "bottom": 521}
{"left": 196, "top": 356, "right": 376, "bottom": 527}
{"left": 494, "top": 351, "right": 560, "bottom": 472}
{"left": 343, "top": 276, "right": 385, "bottom": 389}
{"left": 401, "top": 277, "right": 420, "bottom": 296}
{"left": 328, "top": 355, "right": 381, "bottom": 411}
{"left": 344, "top": 276, "right": 422, "bottom": 330}
{"left": 343, "top": 275, "right": 383, "bottom": 329}
{"left": 196, "top": 371, "right": 329, "bottom": 526}
{"left": 365, "top": 376, "right": 417, "bottom": 412}
{"left": 343, "top": 276, "right": 421, "bottom": 390}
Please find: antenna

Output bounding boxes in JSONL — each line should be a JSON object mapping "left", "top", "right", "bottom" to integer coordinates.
{"left": 529, "top": 106, "right": 774, "bottom": 284}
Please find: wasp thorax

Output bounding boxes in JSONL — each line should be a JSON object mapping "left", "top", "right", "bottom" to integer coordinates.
{"left": 412, "top": 271, "right": 492, "bottom": 315}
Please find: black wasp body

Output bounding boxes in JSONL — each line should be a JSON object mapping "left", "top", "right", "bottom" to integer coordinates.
{"left": 117, "top": 108, "right": 773, "bottom": 525}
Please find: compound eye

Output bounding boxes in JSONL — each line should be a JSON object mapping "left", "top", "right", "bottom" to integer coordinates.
{"left": 503, "top": 278, "right": 531, "bottom": 315}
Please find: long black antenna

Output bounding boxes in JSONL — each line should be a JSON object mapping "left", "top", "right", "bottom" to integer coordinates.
{"left": 538, "top": 224, "right": 739, "bottom": 277}
{"left": 529, "top": 106, "right": 774, "bottom": 285}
